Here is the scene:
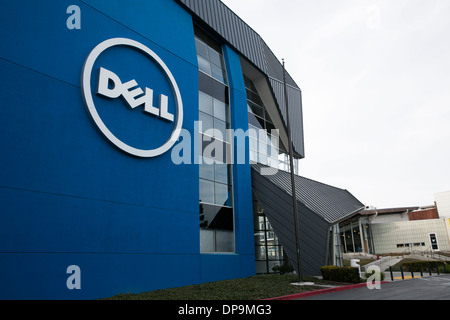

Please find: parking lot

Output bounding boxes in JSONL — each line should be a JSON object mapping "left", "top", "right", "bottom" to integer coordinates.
{"left": 298, "top": 275, "right": 450, "bottom": 300}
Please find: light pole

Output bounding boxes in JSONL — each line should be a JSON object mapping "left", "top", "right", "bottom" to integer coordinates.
{"left": 282, "top": 59, "right": 303, "bottom": 282}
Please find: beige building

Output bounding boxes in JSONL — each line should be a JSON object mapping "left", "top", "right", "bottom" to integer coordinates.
{"left": 371, "top": 218, "right": 450, "bottom": 254}
{"left": 339, "top": 206, "right": 450, "bottom": 255}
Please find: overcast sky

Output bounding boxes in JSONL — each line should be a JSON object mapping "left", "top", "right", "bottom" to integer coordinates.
{"left": 221, "top": 0, "right": 450, "bottom": 209}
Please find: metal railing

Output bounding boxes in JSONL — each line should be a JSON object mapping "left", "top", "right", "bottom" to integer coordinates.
{"left": 411, "top": 247, "right": 450, "bottom": 261}
{"left": 389, "top": 261, "right": 448, "bottom": 281}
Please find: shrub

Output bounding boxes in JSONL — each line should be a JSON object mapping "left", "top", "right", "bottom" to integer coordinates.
{"left": 272, "top": 263, "right": 295, "bottom": 275}
{"left": 320, "top": 266, "right": 361, "bottom": 283}
{"left": 402, "top": 261, "right": 449, "bottom": 273}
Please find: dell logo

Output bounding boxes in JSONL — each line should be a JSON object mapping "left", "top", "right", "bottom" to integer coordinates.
{"left": 97, "top": 67, "right": 174, "bottom": 122}
{"left": 81, "top": 38, "right": 183, "bottom": 158}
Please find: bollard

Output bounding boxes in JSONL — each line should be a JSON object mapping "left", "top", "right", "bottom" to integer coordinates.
{"left": 428, "top": 263, "right": 432, "bottom": 276}
{"left": 390, "top": 266, "right": 394, "bottom": 282}
{"left": 436, "top": 262, "right": 440, "bottom": 275}
{"left": 410, "top": 264, "right": 414, "bottom": 278}
{"left": 419, "top": 264, "right": 423, "bottom": 277}
{"left": 400, "top": 266, "right": 404, "bottom": 280}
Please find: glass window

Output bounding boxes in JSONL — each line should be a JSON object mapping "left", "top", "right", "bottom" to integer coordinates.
{"left": 245, "top": 75, "right": 302, "bottom": 174}
{"left": 199, "top": 92, "right": 213, "bottom": 114}
{"left": 215, "top": 230, "right": 234, "bottom": 253}
{"left": 255, "top": 246, "right": 267, "bottom": 260}
{"left": 195, "top": 38, "right": 209, "bottom": 60}
{"left": 211, "top": 64, "right": 226, "bottom": 84}
{"left": 198, "top": 55, "right": 212, "bottom": 75}
{"left": 199, "top": 159, "right": 214, "bottom": 181}
{"left": 199, "top": 92, "right": 230, "bottom": 144}
{"left": 254, "top": 231, "right": 265, "bottom": 245}
{"left": 213, "top": 119, "right": 227, "bottom": 141}
{"left": 195, "top": 36, "right": 227, "bottom": 84}
{"left": 252, "top": 198, "right": 287, "bottom": 274}
{"left": 200, "top": 230, "right": 215, "bottom": 253}
{"left": 249, "top": 137, "right": 258, "bottom": 151}
{"left": 214, "top": 163, "right": 229, "bottom": 185}
{"left": 200, "top": 204, "right": 233, "bottom": 231}
{"left": 213, "top": 99, "right": 227, "bottom": 122}
{"left": 199, "top": 179, "right": 214, "bottom": 204}
{"left": 215, "top": 182, "right": 231, "bottom": 207}
{"left": 208, "top": 47, "right": 222, "bottom": 67}
{"left": 199, "top": 112, "right": 214, "bottom": 134}
{"left": 250, "top": 149, "right": 257, "bottom": 163}
{"left": 196, "top": 28, "right": 233, "bottom": 254}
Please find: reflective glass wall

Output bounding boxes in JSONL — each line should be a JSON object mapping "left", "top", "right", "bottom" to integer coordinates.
{"left": 339, "top": 217, "right": 375, "bottom": 254}
{"left": 195, "top": 26, "right": 235, "bottom": 253}
{"left": 253, "top": 199, "right": 287, "bottom": 274}
{"left": 244, "top": 76, "right": 300, "bottom": 175}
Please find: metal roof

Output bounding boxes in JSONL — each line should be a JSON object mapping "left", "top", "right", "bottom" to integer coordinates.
{"left": 251, "top": 164, "right": 365, "bottom": 275}
{"left": 251, "top": 164, "right": 365, "bottom": 224}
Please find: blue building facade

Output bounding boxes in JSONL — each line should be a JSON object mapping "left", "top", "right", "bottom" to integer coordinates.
{"left": 0, "top": 0, "right": 305, "bottom": 299}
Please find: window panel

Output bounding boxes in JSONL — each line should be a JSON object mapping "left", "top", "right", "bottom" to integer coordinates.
{"left": 199, "top": 92, "right": 213, "bottom": 115}
{"left": 214, "top": 163, "right": 229, "bottom": 185}
{"left": 200, "top": 204, "right": 233, "bottom": 230}
{"left": 215, "top": 182, "right": 231, "bottom": 207}
{"left": 199, "top": 112, "right": 214, "bottom": 133}
{"left": 198, "top": 56, "right": 211, "bottom": 75}
{"left": 195, "top": 36, "right": 227, "bottom": 85}
{"left": 249, "top": 101, "right": 265, "bottom": 118}
{"left": 255, "top": 246, "right": 267, "bottom": 260}
{"left": 258, "top": 153, "right": 268, "bottom": 165}
{"left": 196, "top": 31, "right": 233, "bottom": 253}
{"left": 199, "top": 179, "right": 214, "bottom": 204}
{"left": 215, "top": 230, "right": 234, "bottom": 253}
{"left": 195, "top": 38, "right": 209, "bottom": 60}
{"left": 213, "top": 118, "right": 227, "bottom": 141}
{"left": 248, "top": 112, "right": 264, "bottom": 129}
{"left": 199, "top": 159, "right": 214, "bottom": 181}
{"left": 249, "top": 137, "right": 258, "bottom": 151}
{"left": 208, "top": 47, "right": 222, "bottom": 67}
{"left": 213, "top": 99, "right": 227, "bottom": 122}
{"left": 250, "top": 149, "right": 257, "bottom": 163}
{"left": 211, "top": 64, "right": 226, "bottom": 84}
{"left": 254, "top": 231, "right": 266, "bottom": 245}
{"left": 200, "top": 229, "right": 215, "bottom": 253}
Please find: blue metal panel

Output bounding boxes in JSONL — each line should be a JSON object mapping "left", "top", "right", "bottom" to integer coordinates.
{"left": 223, "top": 45, "right": 255, "bottom": 268}
{"left": 0, "top": 0, "right": 257, "bottom": 299}
{"left": 0, "top": 0, "right": 200, "bottom": 300}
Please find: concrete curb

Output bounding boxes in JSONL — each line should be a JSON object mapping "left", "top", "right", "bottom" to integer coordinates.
{"left": 265, "top": 282, "right": 389, "bottom": 300}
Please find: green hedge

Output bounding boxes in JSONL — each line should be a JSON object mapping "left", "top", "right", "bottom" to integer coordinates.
{"left": 320, "top": 266, "right": 362, "bottom": 284}
{"left": 402, "top": 261, "right": 449, "bottom": 273}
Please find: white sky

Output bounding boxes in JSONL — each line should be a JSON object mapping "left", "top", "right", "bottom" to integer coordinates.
{"left": 222, "top": 0, "right": 450, "bottom": 209}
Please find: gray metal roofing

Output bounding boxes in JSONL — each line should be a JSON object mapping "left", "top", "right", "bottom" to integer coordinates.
{"left": 176, "top": 0, "right": 305, "bottom": 158}
{"left": 251, "top": 163, "right": 365, "bottom": 224}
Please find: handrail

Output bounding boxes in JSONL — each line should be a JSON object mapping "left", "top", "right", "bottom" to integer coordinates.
{"left": 411, "top": 247, "right": 450, "bottom": 262}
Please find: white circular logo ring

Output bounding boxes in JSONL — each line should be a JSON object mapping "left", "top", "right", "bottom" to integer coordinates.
{"left": 81, "top": 38, "right": 183, "bottom": 158}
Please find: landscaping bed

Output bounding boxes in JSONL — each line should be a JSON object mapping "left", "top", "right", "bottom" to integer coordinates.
{"left": 103, "top": 274, "right": 350, "bottom": 300}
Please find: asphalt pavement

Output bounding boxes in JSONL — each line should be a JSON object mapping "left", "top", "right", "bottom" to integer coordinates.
{"left": 296, "top": 274, "right": 450, "bottom": 300}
